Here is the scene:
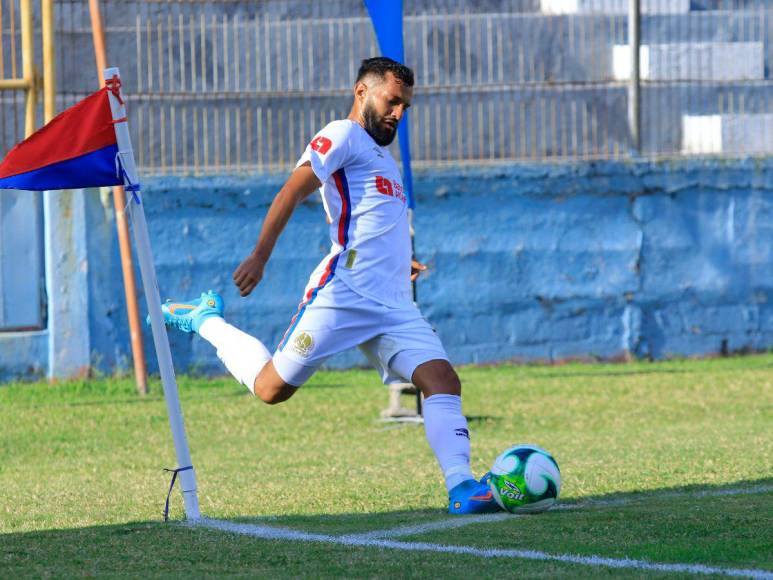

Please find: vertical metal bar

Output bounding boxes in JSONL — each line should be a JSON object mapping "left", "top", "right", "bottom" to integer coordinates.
{"left": 286, "top": 17, "right": 293, "bottom": 92}
{"left": 520, "top": 101, "right": 526, "bottom": 159}
{"left": 297, "top": 19, "right": 304, "bottom": 92}
{"left": 146, "top": 17, "right": 153, "bottom": 91}
{"left": 307, "top": 20, "right": 315, "bottom": 91}
{"left": 10, "top": 0, "right": 18, "bottom": 78}
{"left": 264, "top": 14, "right": 271, "bottom": 92}
{"left": 245, "top": 106, "right": 251, "bottom": 169}
{"left": 251, "top": 15, "right": 258, "bottom": 91}
{"left": 328, "top": 19, "right": 335, "bottom": 90}
{"left": 203, "top": 106, "right": 209, "bottom": 168}
{"left": 486, "top": 15, "right": 493, "bottom": 85}
{"left": 189, "top": 13, "right": 196, "bottom": 93}
{"left": 224, "top": 107, "right": 230, "bottom": 168}
{"left": 464, "top": 10, "right": 471, "bottom": 85}
{"left": 288, "top": 108, "right": 294, "bottom": 165}
{"left": 157, "top": 19, "right": 164, "bottom": 93}
{"left": 0, "top": 0, "right": 5, "bottom": 82}
{"left": 182, "top": 105, "right": 188, "bottom": 170}
{"left": 20, "top": 0, "right": 35, "bottom": 136}
{"left": 192, "top": 105, "right": 199, "bottom": 172}
{"left": 178, "top": 14, "right": 185, "bottom": 91}
{"left": 232, "top": 15, "right": 238, "bottom": 92}
{"left": 167, "top": 14, "right": 174, "bottom": 92}
{"left": 212, "top": 14, "right": 219, "bottom": 91}
{"left": 278, "top": 106, "right": 285, "bottom": 167}
{"left": 629, "top": 0, "right": 641, "bottom": 153}
{"left": 477, "top": 99, "right": 484, "bottom": 159}
{"left": 41, "top": 0, "right": 55, "bottom": 124}
{"left": 256, "top": 105, "right": 263, "bottom": 171}
{"left": 200, "top": 13, "right": 206, "bottom": 91}
{"left": 266, "top": 107, "right": 273, "bottom": 167}
{"left": 148, "top": 100, "right": 155, "bottom": 172}
{"left": 171, "top": 105, "right": 177, "bottom": 169}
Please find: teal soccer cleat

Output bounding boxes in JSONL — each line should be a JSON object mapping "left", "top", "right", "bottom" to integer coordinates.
{"left": 448, "top": 472, "right": 502, "bottom": 515}
{"left": 153, "top": 290, "right": 224, "bottom": 334}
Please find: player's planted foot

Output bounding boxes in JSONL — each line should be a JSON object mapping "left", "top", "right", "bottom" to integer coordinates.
{"left": 448, "top": 473, "right": 501, "bottom": 515}
{"left": 154, "top": 290, "right": 224, "bottom": 333}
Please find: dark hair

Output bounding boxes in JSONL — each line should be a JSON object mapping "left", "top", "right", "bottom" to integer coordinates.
{"left": 356, "top": 57, "right": 414, "bottom": 86}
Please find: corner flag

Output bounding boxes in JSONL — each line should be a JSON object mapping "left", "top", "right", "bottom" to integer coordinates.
{"left": 0, "top": 86, "right": 123, "bottom": 190}
{"left": 0, "top": 69, "right": 201, "bottom": 520}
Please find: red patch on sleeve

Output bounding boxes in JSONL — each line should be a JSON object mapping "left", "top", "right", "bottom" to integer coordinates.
{"left": 310, "top": 136, "right": 333, "bottom": 155}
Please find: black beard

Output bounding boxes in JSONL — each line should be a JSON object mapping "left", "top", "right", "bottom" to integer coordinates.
{"left": 362, "top": 104, "right": 397, "bottom": 146}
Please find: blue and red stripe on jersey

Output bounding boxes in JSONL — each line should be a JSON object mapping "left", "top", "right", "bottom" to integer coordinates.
{"left": 278, "top": 168, "right": 352, "bottom": 351}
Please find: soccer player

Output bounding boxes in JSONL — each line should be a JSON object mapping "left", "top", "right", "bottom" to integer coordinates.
{"left": 160, "top": 57, "right": 499, "bottom": 515}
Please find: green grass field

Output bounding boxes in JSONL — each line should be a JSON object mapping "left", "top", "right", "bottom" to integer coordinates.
{"left": 1, "top": 355, "right": 772, "bottom": 578}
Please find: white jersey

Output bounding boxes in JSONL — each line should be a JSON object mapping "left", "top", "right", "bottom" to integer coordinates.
{"left": 295, "top": 119, "right": 412, "bottom": 308}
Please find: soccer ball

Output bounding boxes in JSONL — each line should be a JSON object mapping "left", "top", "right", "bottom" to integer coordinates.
{"left": 488, "top": 444, "right": 561, "bottom": 514}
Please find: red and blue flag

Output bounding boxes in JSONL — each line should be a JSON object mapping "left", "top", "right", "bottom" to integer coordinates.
{"left": 0, "top": 87, "right": 122, "bottom": 191}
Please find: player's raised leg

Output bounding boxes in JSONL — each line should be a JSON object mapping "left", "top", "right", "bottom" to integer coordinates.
{"left": 411, "top": 359, "right": 500, "bottom": 515}
{"left": 158, "top": 291, "right": 297, "bottom": 404}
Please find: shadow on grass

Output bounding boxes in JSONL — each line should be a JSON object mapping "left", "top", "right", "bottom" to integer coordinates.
{"left": 1, "top": 478, "right": 771, "bottom": 576}
{"left": 224, "top": 476, "right": 773, "bottom": 529}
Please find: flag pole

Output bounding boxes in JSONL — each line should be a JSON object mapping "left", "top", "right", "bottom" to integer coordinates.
{"left": 103, "top": 66, "right": 200, "bottom": 520}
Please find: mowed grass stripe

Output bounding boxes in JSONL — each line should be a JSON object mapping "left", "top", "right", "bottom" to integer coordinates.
{"left": 194, "top": 517, "right": 773, "bottom": 579}
{"left": 0, "top": 354, "right": 771, "bottom": 577}
{"left": 353, "top": 483, "right": 773, "bottom": 540}
{"left": 410, "top": 491, "right": 773, "bottom": 572}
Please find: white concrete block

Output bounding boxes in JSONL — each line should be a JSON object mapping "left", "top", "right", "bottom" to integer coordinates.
{"left": 540, "top": 0, "right": 689, "bottom": 14}
{"left": 613, "top": 43, "right": 764, "bottom": 81}
{"left": 682, "top": 115, "right": 722, "bottom": 154}
{"left": 682, "top": 114, "right": 773, "bottom": 154}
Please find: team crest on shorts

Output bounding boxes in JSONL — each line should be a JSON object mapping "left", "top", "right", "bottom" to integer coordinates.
{"left": 292, "top": 332, "right": 314, "bottom": 357}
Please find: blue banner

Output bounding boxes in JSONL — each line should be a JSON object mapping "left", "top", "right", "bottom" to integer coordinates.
{"left": 363, "top": 0, "right": 414, "bottom": 209}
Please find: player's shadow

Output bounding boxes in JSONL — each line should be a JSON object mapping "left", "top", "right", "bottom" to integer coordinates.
{"left": 216, "top": 476, "right": 773, "bottom": 540}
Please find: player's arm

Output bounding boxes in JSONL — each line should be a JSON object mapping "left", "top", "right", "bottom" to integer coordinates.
{"left": 233, "top": 162, "right": 321, "bottom": 297}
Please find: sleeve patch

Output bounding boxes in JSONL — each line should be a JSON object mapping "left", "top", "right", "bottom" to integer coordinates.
{"left": 310, "top": 136, "right": 333, "bottom": 155}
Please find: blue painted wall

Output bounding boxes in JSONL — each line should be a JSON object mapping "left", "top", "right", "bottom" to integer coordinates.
{"left": 2, "top": 158, "right": 771, "bottom": 380}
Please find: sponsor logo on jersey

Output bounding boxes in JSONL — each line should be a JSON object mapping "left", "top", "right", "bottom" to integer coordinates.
{"left": 310, "top": 136, "right": 332, "bottom": 155}
{"left": 454, "top": 428, "right": 470, "bottom": 439}
{"left": 292, "top": 332, "right": 314, "bottom": 357}
{"left": 372, "top": 146, "right": 384, "bottom": 158}
{"left": 375, "top": 175, "right": 406, "bottom": 203}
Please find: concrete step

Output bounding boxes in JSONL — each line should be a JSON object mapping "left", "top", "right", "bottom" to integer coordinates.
{"left": 682, "top": 114, "right": 773, "bottom": 154}
{"left": 541, "top": 0, "right": 689, "bottom": 14}
{"left": 613, "top": 42, "right": 765, "bottom": 81}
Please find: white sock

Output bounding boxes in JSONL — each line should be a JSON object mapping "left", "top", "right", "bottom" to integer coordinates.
{"left": 198, "top": 317, "right": 271, "bottom": 394}
{"left": 422, "top": 394, "right": 474, "bottom": 491}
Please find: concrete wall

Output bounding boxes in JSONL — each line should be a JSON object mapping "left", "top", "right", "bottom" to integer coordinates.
{"left": 1, "top": 157, "right": 771, "bottom": 380}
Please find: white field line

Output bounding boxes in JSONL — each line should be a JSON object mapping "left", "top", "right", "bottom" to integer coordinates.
{"left": 359, "top": 483, "right": 773, "bottom": 540}
{"left": 192, "top": 517, "right": 773, "bottom": 579}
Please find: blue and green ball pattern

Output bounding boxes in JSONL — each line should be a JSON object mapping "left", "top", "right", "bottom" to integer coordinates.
{"left": 488, "top": 444, "right": 561, "bottom": 514}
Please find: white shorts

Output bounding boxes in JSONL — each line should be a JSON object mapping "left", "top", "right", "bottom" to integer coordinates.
{"left": 272, "top": 278, "right": 449, "bottom": 387}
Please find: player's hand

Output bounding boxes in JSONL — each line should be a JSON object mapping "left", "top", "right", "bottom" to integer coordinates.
{"left": 233, "top": 253, "right": 266, "bottom": 297}
{"left": 411, "top": 259, "right": 427, "bottom": 282}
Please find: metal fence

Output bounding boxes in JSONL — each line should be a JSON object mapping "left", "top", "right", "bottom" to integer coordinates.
{"left": 1, "top": 0, "right": 772, "bottom": 173}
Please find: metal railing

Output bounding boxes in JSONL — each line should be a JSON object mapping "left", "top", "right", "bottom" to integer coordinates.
{"left": 1, "top": 0, "right": 772, "bottom": 173}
